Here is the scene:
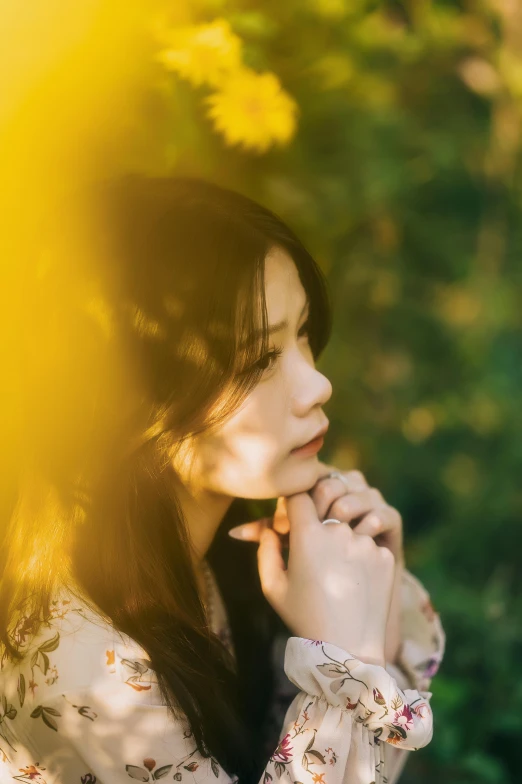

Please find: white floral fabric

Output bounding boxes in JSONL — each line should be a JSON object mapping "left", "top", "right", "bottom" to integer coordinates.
{"left": 0, "top": 567, "right": 444, "bottom": 784}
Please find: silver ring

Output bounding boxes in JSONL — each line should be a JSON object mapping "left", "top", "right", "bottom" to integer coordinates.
{"left": 321, "top": 517, "right": 343, "bottom": 525}
{"left": 327, "top": 471, "right": 351, "bottom": 491}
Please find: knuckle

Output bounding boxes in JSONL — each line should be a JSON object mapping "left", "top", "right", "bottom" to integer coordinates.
{"left": 348, "top": 470, "right": 366, "bottom": 484}
{"left": 332, "top": 497, "right": 352, "bottom": 518}
{"left": 315, "top": 482, "right": 331, "bottom": 503}
{"left": 340, "top": 495, "right": 364, "bottom": 522}
{"left": 379, "top": 546, "right": 395, "bottom": 564}
{"left": 339, "top": 492, "right": 361, "bottom": 512}
{"left": 367, "top": 519, "right": 381, "bottom": 535}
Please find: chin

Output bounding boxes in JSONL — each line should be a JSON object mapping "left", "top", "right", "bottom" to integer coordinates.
{"left": 278, "top": 457, "right": 321, "bottom": 496}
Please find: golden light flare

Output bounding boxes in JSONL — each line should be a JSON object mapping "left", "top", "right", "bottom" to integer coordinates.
{"left": 0, "top": 0, "right": 152, "bottom": 511}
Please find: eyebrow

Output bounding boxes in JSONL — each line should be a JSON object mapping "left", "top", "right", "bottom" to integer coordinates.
{"left": 242, "top": 298, "right": 310, "bottom": 346}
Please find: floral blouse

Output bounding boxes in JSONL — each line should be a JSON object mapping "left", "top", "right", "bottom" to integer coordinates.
{"left": 0, "top": 565, "right": 444, "bottom": 784}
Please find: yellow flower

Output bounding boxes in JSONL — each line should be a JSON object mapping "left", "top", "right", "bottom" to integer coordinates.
{"left": 157, "top": 19, "right": 242, "bottom": 88}
{"left": 206, "top": 68, "right": 298, "bottom": 153}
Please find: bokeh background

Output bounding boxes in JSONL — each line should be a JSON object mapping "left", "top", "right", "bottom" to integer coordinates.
{"left": 2, "top": 1, "right": 522, "bottom": 782}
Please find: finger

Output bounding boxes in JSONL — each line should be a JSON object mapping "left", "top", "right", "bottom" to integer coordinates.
{"left": 257, "top": 527, "right": 287, "bottom": 603}
{"left": 314, "top": 463, "right": 369, "bottom": 489}
{"left": 352, "top": 512, "right": 384, "bottom": 538}
{"left": 324, "top": 490, "right": 377, "bottom": 526}
{"left": 228, "top": 519, "right": 271, "bottom": 542}
{"left": 316, "top": 466, "right": 368, "bottom": 491}
{"left": 272, "top": 496, "right": 290, "bottom": 535}
{"left": 228, "top": 499, "right": 291, "bottom": 543}
{"left": 348, "top": 471, "right": 370, "bottom": 492}
{"left": 285, "top": 491, "right": 320, "bottom": 549}
{"left": 311, "top": 472, "right": 369, "bottom": 518}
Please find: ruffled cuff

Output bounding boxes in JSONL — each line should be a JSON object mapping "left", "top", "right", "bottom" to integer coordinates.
{"left": 284, "top": 637, "right": 433, "bottom": 750}
{"left": 392, "top": 569, "right": 446, "bottom": 694}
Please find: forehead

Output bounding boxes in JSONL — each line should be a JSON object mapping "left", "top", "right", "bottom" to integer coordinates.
{"left": 264, "top": 246, "right": 307, "bottom": 317}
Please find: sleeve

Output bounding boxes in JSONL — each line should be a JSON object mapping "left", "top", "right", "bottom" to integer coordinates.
{"left": 381, "top": 568, "right": 446, "bottom": 784}
{"left": 258, "top": 634, "right": 435, "bottom": 784}
{"left": 44, "top": 577, "right": 441, "bottom": 784}
{"left": 54, "top": 634, "right": 434, "bottom": 784}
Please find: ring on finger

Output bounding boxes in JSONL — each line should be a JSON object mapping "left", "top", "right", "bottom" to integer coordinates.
{"left": 326, "top": 471, "right": 352, "bottom": 492}
{"left": 321, "top": 517, "right": 343, "bottom": 525}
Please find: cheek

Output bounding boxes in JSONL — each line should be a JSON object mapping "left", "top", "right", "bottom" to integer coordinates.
{"left": 206, "top": 427, "right": 283, "bottom": 490}
{"left": 225, "top": 388, "right": 287, "bottom": 462}
{"left": 198, "top": 428, "right": 323, "bottom": 499}
{"left": 195, "top": 396, "right": 287, "bottom": 496}
{"left": 193, "top": 383, "right": 322, "bottom": 497}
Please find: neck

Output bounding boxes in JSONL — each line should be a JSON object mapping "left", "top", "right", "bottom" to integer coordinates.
{"left": 174, "top": 477, "right": 234, "bottom": 567}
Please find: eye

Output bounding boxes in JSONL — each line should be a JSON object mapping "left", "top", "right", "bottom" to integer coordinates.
{"left": 241, "top": 317, "right": 310, "bottom": 377}
{"left": 253, "top": 346, "right": 283, "bottom": 372}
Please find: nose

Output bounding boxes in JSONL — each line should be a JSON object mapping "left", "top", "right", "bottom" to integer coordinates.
{"left": 290, "top": 360, "right": 332, "bottom": 417}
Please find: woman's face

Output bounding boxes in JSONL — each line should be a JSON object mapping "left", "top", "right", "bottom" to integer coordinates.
{"left": 175, "top": 246, "right": 332, "bottom": 500}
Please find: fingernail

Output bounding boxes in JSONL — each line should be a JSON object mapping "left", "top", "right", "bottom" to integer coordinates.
{"left": 228, "top": 526, "right": 247, "bottom": 540}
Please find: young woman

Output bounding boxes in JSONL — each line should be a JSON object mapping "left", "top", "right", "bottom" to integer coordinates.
{"left": 0, "top": 176, "right": 444, "bottom": 784}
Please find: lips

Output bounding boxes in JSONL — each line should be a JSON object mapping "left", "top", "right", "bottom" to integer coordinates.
{"left": 291, "top": 422, "right": 329, "bottom": 452}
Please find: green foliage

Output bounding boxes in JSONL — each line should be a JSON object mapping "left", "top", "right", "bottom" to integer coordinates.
{"left": 137, "top": 2, "right": 522, "bottom": 780}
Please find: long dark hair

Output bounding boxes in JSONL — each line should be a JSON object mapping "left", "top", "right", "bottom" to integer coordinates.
{"left": 0, "top": 176, "right": 332, "bottom": 781}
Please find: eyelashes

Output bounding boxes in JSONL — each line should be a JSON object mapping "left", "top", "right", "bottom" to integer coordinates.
{"left": 251, "top": 318, "right": 311, "bottom": 374}
{"left": 253, "top": 345, "right": 284, "bottom": 372}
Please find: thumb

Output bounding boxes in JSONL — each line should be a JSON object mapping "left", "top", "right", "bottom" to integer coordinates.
{"left": 257, "top": 527, "right": 287, "bottom": 606}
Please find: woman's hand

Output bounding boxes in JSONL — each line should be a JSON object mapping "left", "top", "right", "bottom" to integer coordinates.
{"left": 228, "top": 462, "right": 404, "bottom": 566}
{"left": 311, "top": 462, "right": 404, "bottom": 565}
{"left": 228, "top": 463, "right": 405, "bottom": 664}
{"left": 255, "top": 491, "right": 395, "bottom": 665}
{"left": 311, "top": 463, "right": 404, "bottom": 664}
